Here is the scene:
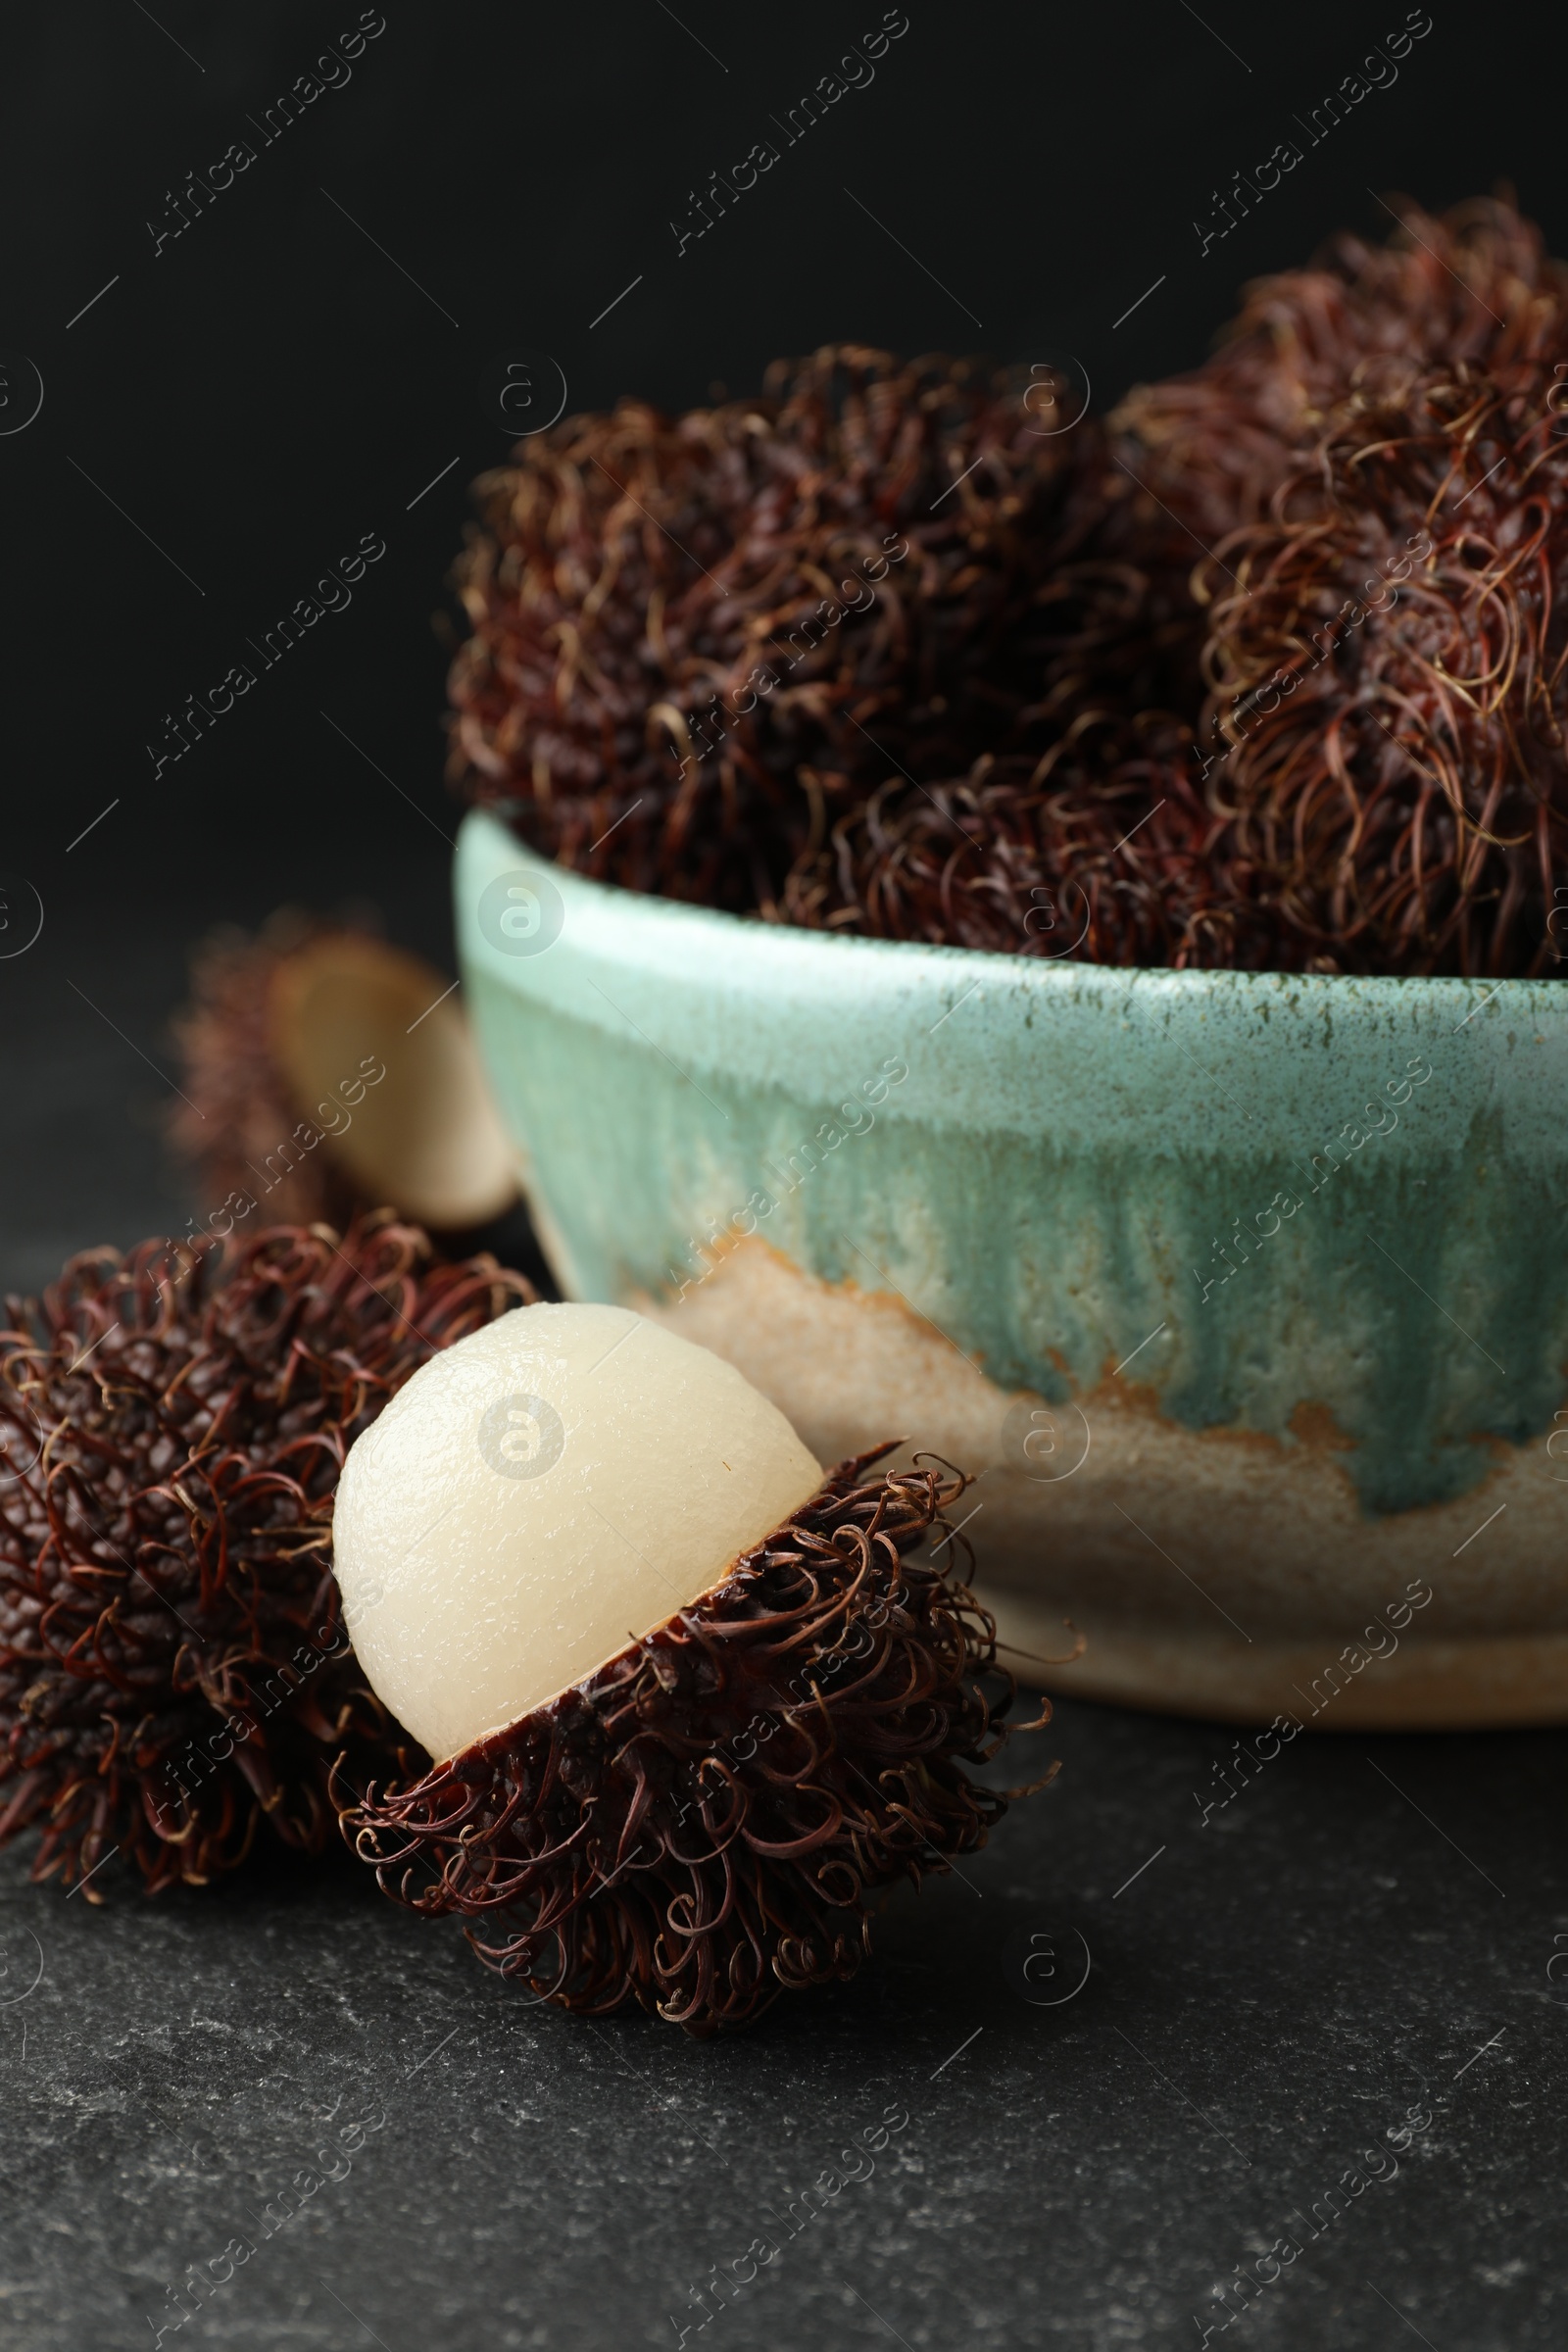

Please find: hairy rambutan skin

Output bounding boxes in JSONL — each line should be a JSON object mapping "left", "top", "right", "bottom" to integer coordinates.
{"left": 344, "top": 1449, "right": 1049, "bottom": 2035}
{"left": 447, "top": 346, "right": 1095, "bottom": 914}
{"left": 783, "top": 202, "right": 1568, "bottom": 975}
{"left": 782, "top": 723, "right": 1284, "bottom": 967}
{"left": 169, "top": 909, "right": 368, "bottom": 1230}
{"left": 1065, "top": 196, "right": 1568, "bottom": 758}
{"left": 448, "top": 202, "right": 1568, "bottom": 973}
{"left": 0, "top": 1219, "right": 531, "bottom": 1899}
{"left": 1197, "top": 357, "right": 1568, "bottom": 973}
{"left": 1109, "top": 194, "right": 1568, "bottom": 575}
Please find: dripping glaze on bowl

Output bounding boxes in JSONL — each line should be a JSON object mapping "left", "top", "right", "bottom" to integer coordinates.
{"left": 454, "top": 809, "right": 1568, "bottom": 1732}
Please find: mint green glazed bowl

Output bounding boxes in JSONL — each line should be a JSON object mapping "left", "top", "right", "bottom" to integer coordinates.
{"left": 455, "top": 808, "right": 1568, "bottom": 1729}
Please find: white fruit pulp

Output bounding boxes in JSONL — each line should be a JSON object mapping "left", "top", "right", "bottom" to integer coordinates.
{"left": 331, "top": 1302, "right": 823, "bottom": 1762}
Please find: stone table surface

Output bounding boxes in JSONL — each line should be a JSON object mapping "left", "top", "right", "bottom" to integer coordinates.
{"left": 1, "top": 1703, "right": 1562, "bottom": 2352}
{"left": 1, "top": 876, "right": 1564, "bottom": 2352}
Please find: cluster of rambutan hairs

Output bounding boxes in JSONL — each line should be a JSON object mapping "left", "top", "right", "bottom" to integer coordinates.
{"left": 449, "top": 194, "right": 1568, "bottom": 977}
{"left": 0, "top": 1218, "right": 530, "bottom": 1896}
{"left": 0, "top": 1221, "right": 1045, "bottom": 2033}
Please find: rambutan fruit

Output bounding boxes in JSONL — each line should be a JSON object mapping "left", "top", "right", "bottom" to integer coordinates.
{"left": 446, "top": 345, "right": 1096, "bottom": 915}
{"left": 786, "top": 197, "right": 1568, "bottom": 974}
{"left": 169, "top": 910, "right": 520, "bottom": 1240}
{"left": 780, "top": 718, "right": 1280, "bottom": 966}
{"left": 1107, "top": 193, "right": 1567, "bottom": 581}
{"left": 0, "top": 1217, "right": 531, "bottom": 1898}
{"left": 1193, "top": 354, "right": 1568, "bottom": 973}
{"left": 336, "top": 1304, "right": 1047, "bottom": 2034}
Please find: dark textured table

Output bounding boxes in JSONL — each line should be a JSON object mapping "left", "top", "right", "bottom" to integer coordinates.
{"left": 2, "top": 1680, "right": 1564, "bottom": 2350}
{"left": 2, "top": 860, "right": 1565, "bottom": 2349}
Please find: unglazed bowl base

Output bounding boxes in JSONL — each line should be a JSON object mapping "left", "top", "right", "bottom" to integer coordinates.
{"left": 635, "top": 1240, "right": 1566, "bottom": 1731}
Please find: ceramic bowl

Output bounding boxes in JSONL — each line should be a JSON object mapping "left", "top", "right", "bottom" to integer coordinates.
{"left": 454, "top": 808, "right": 1568, "bottom": 1730}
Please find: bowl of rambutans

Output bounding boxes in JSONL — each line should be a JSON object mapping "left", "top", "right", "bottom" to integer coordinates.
{"left": 449, "top": 195, "right": 1568, "bottom": 1733}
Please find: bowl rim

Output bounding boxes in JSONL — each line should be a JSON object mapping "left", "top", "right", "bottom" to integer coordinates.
{"left": 457, "top": 808, "right": 1562, "bottom": 1012}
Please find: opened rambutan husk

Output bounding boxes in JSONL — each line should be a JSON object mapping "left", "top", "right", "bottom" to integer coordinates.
{"left": 169, "top": 908, "right": 529, "bottom": 1251}
{"left": 342, "top": 1446, "right": 1051, "bottom": 2036}
{"left": 447, "top": 345, "right": 1101, "bottom": 915}
{"left": 0, "top": 1217, "right": 530, "bottom": 1899}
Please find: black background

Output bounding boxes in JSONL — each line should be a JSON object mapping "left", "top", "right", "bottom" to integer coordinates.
{"left": 3, "top": 9, "right": 1567, "bottom": 2349}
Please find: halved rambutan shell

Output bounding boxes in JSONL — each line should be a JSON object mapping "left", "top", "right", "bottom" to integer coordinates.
{"left": 343, "top": 1446, "right": 1051, "bottom": 2036}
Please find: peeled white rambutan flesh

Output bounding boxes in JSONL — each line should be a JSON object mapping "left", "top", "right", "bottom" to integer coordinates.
{"left": 331, "top": 1302, "right": 823, "bottom": 1762}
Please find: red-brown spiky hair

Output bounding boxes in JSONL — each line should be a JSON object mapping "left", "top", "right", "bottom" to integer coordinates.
{"left": 1194, "top": 352, "right": 1568, "bottom": 973}
{"left": 1071, "top": 194, "right": 1568, "bottom": 731}
{"left": 0, "top": 1218, "right": 531, "bottom": 1899}
{"left": 169, "top": 910, "right": 368, "bottom": 1229}
{"left": 781, "top": 718, "right": 1286, "bottom": 966}
{"left": 446, "top": 346, "right": 1099, "bottom": 915}
{"left": 343, "top": 1448, "right": 1053, "bottom": 2036}
{"left": 1110, "top": 193, "right": 1568, "bottom": 558}
{"left": 783, "top": 197, "right": 1568, "bottom": 973}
